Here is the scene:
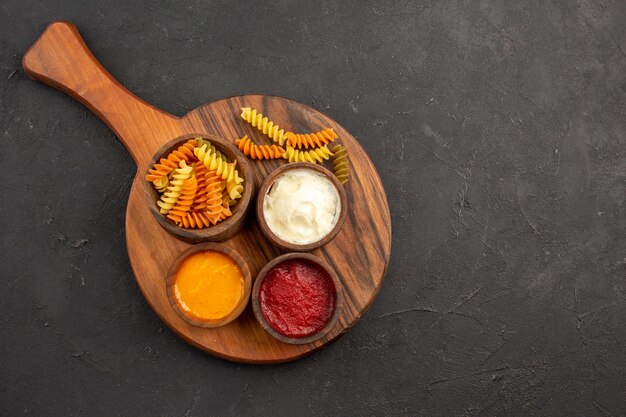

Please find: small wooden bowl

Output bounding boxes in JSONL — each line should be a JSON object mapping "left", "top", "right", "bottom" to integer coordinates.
{"left": 256, "top": 163, "right": 347, "bottom": 251}
{"left": 251, "top": 253, "right": 343, "bottom": 345}
{"left": 166, "top": 243, "right": 252, "bottom": 328}
{"left": 143, "top": 133, "right": 255, "bottom": 243}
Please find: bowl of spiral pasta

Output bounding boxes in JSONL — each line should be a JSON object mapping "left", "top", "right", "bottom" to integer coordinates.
{"left": 144, "top": 133, "right": 255, "bottom": 243}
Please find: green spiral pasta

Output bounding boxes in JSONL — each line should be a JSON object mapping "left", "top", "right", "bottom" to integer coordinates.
{"left": 282, "top": 145, "right": 334, "bottom": 164}
{"left": 332, "top": 145, "right": 349, "bottom": 184}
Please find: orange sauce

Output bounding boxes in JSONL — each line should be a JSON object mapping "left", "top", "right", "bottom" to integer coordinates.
{"left": 173, "top": 251, "right": 244, "bottom": 322}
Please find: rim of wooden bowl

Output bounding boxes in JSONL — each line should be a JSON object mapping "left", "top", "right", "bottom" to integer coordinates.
{"left": 255, "top": 162, "right": 347, "bottom": 251}
{"left": 166, "top": 243, "right": 252, "bottom": 328}
{"left": 143, "top": 133, "right": 255, "bottom": 243}
{"left": 251, "top": 252, "right": 344, "bottom": 345}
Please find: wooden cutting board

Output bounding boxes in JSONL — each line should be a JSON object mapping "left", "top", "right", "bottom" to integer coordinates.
{"left": 23, "top": 21, "right": 392, "bottom": 364}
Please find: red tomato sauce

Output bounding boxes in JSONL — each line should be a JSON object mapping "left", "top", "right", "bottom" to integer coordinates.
{"left": 259, "top": 259, "right": 336, "bottom": 338}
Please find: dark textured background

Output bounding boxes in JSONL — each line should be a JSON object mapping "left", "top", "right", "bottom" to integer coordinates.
{"left": 1, "top": 0, "right": 625, "bottom": 416}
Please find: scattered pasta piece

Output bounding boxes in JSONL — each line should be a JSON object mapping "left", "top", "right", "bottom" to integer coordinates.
{"left": 235, "top": 135, "right": 285, "bottom": 160}
{"left": 240, "top": 107, "right": 287, "bottom": 146}
{"left": 282, "top": 145, "right": 334, "bottom": 164}
{"left": 332, "top": 145, "right": 349, "bottom": 184}
{"left": 285, "top": 128, "right": 338, "bottom": 149}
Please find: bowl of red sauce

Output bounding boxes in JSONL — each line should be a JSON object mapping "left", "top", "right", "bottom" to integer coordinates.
{"left": 252, "top": 253, "right": 343, "bottom": 344}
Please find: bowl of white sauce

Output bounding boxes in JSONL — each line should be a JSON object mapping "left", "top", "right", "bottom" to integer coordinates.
{"left": 257, "top": 163, "right": 347, "bottom": 251}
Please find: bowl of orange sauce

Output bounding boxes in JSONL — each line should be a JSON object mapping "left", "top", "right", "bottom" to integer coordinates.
{"left": 166, "top": 243, "right": 251, "bottom": 328}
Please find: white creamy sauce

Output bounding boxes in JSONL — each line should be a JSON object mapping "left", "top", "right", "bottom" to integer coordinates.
{"left": 263, "top": 169, "right": 341, "bottom": 245}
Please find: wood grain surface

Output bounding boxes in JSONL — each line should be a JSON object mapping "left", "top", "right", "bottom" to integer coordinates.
{"left": 23, "top": 21, "right": 392, "bottom": 363}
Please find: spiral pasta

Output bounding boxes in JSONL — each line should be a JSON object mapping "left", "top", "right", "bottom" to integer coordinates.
{"left": 203, "top": 169, "right": 226, "bottom": 221}
{"left": 157, "top": 160, "right": 193, "bottom": 214}
{"left": 166, "top": 174, "right": 198, "bottom": 223}
{"left": 235, "top": 135, "right": 285, "bottom": 160}
{"left": 226, "top": 175, "right": 244, "bottom": 201}
{"left": 177, "top": 211, "right": 213, "bottom": 229}
{"left": 190, "top": 162, "right": 209, "bottom": 211}
{"left": 282, "top": 145, "right": 334, "bottom": 164}
{"left": 219, "top": 202, "right": 233, "bottom": 220}
{"left": 332, "top": 145, "right": 349, "bottom": 184}
{"left": 146, "top": 139, "right": 198, "bottom": 185}
{"left": 195, "top": 144, "right": 244, "bottom": 200}
{"left": 152, "top": 175, "right": 169, "bottom": 192}
{"left": 240, "top": 107, "right": 288, "bottom": 146}
{"left": 285, "top": 128, "right": 338, "bottom": 149}
{"left": 176, "top": 202, "right": 234, "bottom": 229}
{"left": 196, "top": 138, "right": 230, "bottom": 163}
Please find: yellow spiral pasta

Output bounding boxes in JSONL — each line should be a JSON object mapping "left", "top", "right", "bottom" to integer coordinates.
{"left": 166, "top": 174, "right": 198, "bottom": 223}
{"left": 152, "top": 175, "right": 169, "bottom": 192}
{"left": 195, "top": 144, "right": 244, "bottom": 200}
{"left": 235, "top": 135, "right": 285, "bottom": 160}
{"left": 157, "top": 160, "right": 193, "bottom": 214}
{"left": 285, "top": 128, "right": 338, "bottom": 149}
{"left": 226, "top": 175, "right": 244, "bottom": 201}
{"left": 195, "top": 138, "right": 230, "bottom": 163}
{"left": 332, "top": 145, "right": 349, "bottom": 184}
{"left": 282, "top": 145, "right": 334, "bottom": 164}
{"left": 240, "top": 107, "right": 287, "bottom": 146}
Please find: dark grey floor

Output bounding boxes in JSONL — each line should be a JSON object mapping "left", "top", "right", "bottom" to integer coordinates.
{"left": 2, "top": 1, "right": 625, "bottom": 416}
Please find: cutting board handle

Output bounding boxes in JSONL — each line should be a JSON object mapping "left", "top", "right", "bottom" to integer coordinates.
{"left": 23, "top": 21, "right": 181, "bottom": 166}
